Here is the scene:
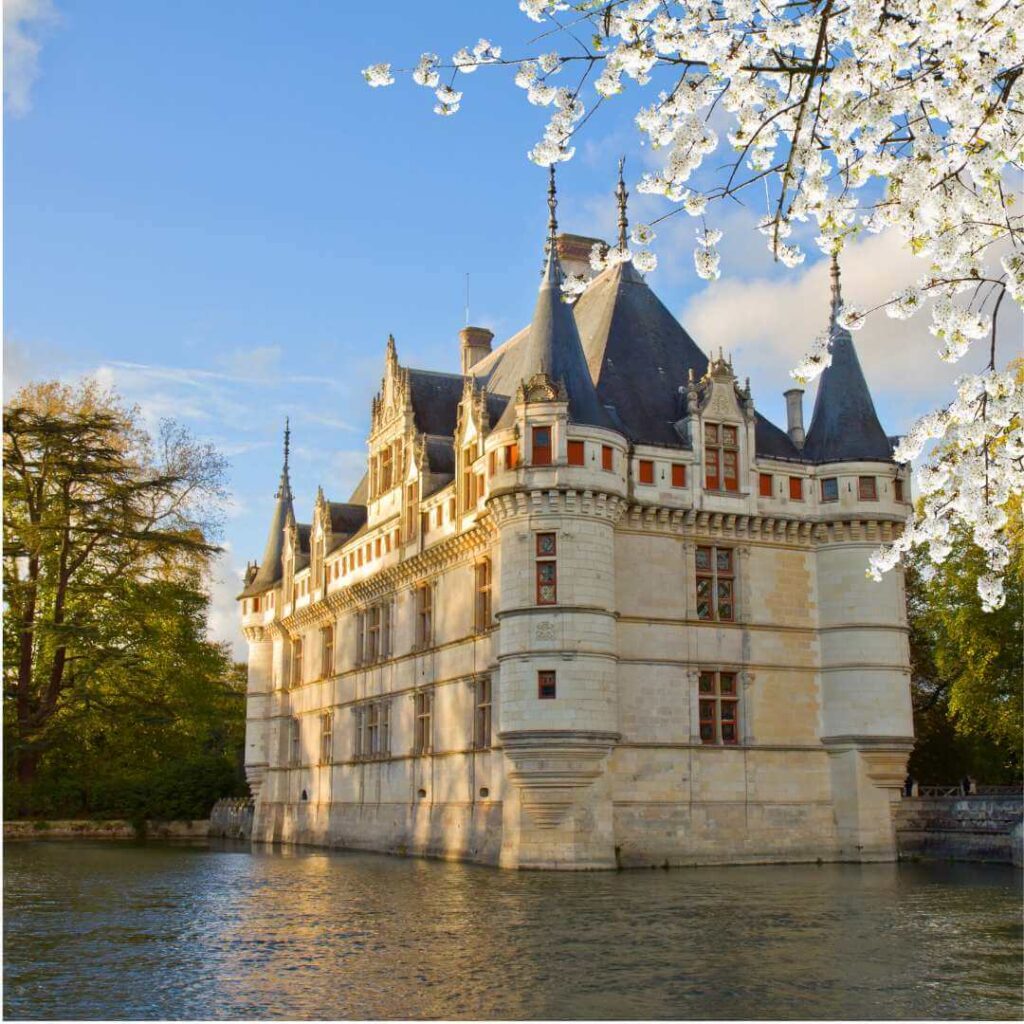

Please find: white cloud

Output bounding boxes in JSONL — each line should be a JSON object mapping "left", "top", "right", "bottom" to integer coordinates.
{"left": 680, "top": 229, "right": 1022, "bottom": 434}
{"left": 4, "top": 0, "right": 58, "bottom": 117}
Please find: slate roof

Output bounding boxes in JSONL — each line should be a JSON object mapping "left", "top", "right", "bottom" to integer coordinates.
{"left": 326, "top": 502, "right": 368, "bottom": 552}
{"left": 494, "top": 247, "right": 613, "bottom": 430}
{"left": 240, "top": 467, "right": 293, "bottom": 597}
{"left": 803, "top": 261, "right": 893, "bottom": 464}
{"left": 573, "top": 261, "right": 708, "bottom": 446}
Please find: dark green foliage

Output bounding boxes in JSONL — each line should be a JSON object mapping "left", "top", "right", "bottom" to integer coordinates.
{"left": 906, "top": 498, "right": 1023, "bottom": 784}
{"left": 4, "top": 380, "right": 244, "bottom": 820}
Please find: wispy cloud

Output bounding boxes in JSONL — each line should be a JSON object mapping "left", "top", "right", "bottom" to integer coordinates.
{"left": 4, "top": 0, "right": 59, "bottom": 117}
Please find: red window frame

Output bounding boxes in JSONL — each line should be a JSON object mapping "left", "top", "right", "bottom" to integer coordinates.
{"left": 638, "top": 459, "right": 655, "bottom": 485}
{"left": 759, "top": 473, "right": 773, "bottom": 497}
{"left": 538, "top": 671, "right": 557, "bottom": 700}
{"left": 567, "top": 440, "right": 585, "bottom": 466}
{"left": 532, "top": 426, "right": 552, "bottom": 466}
{"left": 506, "top": 443, "right": 519, "bottom": 469}
{"left": 698, "top": 670, "right": 740, "bottom": 745}
{"left": 671, "top": 463, "right": 686, "bottom": 488}
{"left": 789, "top": 476, "right": 803, "bottom": 501}
{"left": 601, "top": 445, "right": 613, "bottom": 471}
{"left": 695, "top": 545, "right": 735, "bottom": 622}
{"left": 859, "top": 476, "right": 878, "bottom": 501}
{"left": 705, "top": 423, "right": 739, "bottom": 492}
{"left": 894, "top": 478, "right": 904, "bottom": 502}
{"left": 536, "top": 532, "right": 557, "bottom": 605}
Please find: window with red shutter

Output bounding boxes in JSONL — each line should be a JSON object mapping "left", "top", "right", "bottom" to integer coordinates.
{"left": 567, "top": 440, "right": 585, "bottom": 466}
{"left": 638, "top": 459, "right": 654, "bottom": 484}
{"left": 671, "top": 463, "right": 686, "bottom": 487}
{"left": 601, "top": 445, "right": 613, "bottom": 471}
{"left": 789, "top": 477, "right": 803, "bottom": 501}
{"left": 759, "top": 473, "right": 773, "bottom": 497}
{"left": 532, "top": 426, "right": 552, "bottom": 465}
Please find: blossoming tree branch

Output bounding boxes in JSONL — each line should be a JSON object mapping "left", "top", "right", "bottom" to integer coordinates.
{"left": 363, "top": 0, "right": 1023, "bottom": 610}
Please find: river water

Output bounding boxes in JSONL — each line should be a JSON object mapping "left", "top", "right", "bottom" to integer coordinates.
{"left": 4, "top": 841, "right": 1021, "bottom": 1020}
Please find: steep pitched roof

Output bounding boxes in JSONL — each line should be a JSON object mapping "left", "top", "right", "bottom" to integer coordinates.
{"left": 240, "top": 430, "right": 294, "bottom": 597}
{"left": 573, "top": 261, "right": 709, "bottom": 445}
{"left": 326, "top": 502, "right": 367, "bottom": 552}
{"left": 494, "top": 240, "right": 612, "bottom": 431}
{"left": 803, "top": 257, "right": 893, "bottom": 464}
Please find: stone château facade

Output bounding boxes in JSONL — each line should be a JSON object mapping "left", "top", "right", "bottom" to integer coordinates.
{"left": 238, "top": 171, "right": 914, "bottom": 870}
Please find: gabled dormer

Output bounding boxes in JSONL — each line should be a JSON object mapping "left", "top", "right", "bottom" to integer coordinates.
{"left": 690, "top": 351, "right": 756, "bottom": 498}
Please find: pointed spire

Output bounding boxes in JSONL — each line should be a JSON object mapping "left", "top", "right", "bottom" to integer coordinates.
{"left": 616, "top": 156, "right": 629, "bottom": 250}
{"left": 497, "top": 170, "right": 612, "bottom": 431}
{"left": 547, "top": 163, "right": 558, "bottom": 245}
{"left": 829, "top": 251, "right": 842, "bottom": 320}
{"left": 804, "top": 254, "right": 893, "bottom": 463}
{"left": 276, "top": 417, "right": 293, "bottom": 500}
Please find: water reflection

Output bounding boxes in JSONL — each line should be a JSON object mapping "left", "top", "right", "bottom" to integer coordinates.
{"left": 4, "top": 841, "right": 1021, "bottom": 1020}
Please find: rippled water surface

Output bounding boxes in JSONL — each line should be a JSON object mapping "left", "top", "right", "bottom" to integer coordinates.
{"left": 4, "top": 841, "right": 1022, "bottom": 1020}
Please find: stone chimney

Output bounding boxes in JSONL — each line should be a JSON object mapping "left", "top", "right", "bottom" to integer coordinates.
{"left": 784, "top": 388, "right": 805, "bottom": 449}
{"left": 460, "top": 326, "right": 494, "bottom": 374}
{"left": 556, "top": 233, "right": 606, "bottom": 281}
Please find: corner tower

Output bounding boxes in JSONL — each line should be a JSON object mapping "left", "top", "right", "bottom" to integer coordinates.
{"left": 486, "top": 168, "right": 627, "bottom": 868}
{"left": 808, "top": 257, "right": 914, "bottom": 859}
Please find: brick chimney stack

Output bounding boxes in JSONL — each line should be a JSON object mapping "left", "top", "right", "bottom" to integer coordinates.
{"left": 460, "top": 326, "right": 494, "bottom": 374}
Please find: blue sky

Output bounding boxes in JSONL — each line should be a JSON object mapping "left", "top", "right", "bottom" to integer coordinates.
{"left": 5, "top": 1, "right": 1015, "bottom": 653}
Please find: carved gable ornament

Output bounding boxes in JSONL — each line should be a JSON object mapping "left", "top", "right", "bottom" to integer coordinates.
{"left": 519, "top": 372, "right": 568, "bottom": 404}
{"left": 370, "top": 335, "right": 412, "bottom": 436}
{"left": 696, "top": 350, "right": 754, "bottom": 421}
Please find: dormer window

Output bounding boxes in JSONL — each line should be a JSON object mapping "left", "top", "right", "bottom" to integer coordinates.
{"left": 705, "top": 423, "right": 739, "bottom": 492}
{"left": 381, "top": 447, "right": 393, "bottom": 492}
{"left": 532, "top": 426, "right": 552, "bottom": 466}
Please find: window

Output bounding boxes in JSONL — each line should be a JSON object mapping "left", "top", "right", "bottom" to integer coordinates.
{"left": 381, "top": 446, "right": 393, "bottom": 492}
{"left": 505, "top": 442, "right": 519, "bottom": 469}
{"left": 601, "top": 445, "right": 613, "bottom": 471}
{"left": 367, "top": 702, "right": 380, "bottom": 756}
{"left": 821, "top": 477, "right": 839, "bottom": 502}
{"left": 367, "top": 604, "right": 381, "bottom": 662}
{"left": 289, "top": 717, "right": 301, "bottom": 766}
{"left": 405, "top": 482, "right": 418, "bottom": 541}
{"left": 698, "top": 671, "right": 740, "bottom": 745}
{"left": 858, "top": 476, "right": 878, "bottom": 501}
{"left": 695, "top": 546, "right": 735, "bottom": 622}
{"left": 320, "top": 712, "right": 333, "bottom": 764}
{"left": 705, "top": 423, "right": 739, "bottom": 492}
{"left": 759, "top": 473, "right": 773, "bottom": 498}
{"left": 672, "top": 463, "right": 686, "bottom": 488}
{"left": 894, "top": 478, "right": 904, "bottom": 502}
{"left": 475, "top": 558, "right": 493, "bottom": 632}
{"left": 532, "top": 426, "right": 552, "bottom": 466}
{"left": 462, "top": 445, "right": 476, "bottom": 512}
{"left": 320, "top": 625, "right": 334, "bottom": 678}
{"left": 354, "top": 700, "right": 390, "bottom": 760}
{"left": 415, "top": 584, "right": 433, "bottom": 649}
{"left": 489, "top": 450, "right": 497, "bottom": 476}
{"left": 290, "top": 638, "right": 303, "bottom": 688}
{"left": 789, "top": 476, "right": 803, "bottom": 501}
{"left": 414, "top": 691, "right": 433, "bottom": 754}
{"left": 638, "top": 459, "right": 655, "bottom": 485}
{"left": 474, "top": 676, "right": 492, "bottom": 749}
{"left": 567, "top": 440, "right": 585, "bottom": 466}
{"left": 538, "top": 671, "right": 557, "bottom": 699}
{"left": 536, "top": 533, "right": 557, "bottom": 605}
{"left": 436, "top": 506, "right": 443, "bottom": 528}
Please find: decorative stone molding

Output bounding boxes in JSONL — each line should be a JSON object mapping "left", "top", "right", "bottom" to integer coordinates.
{"left": 487, "top": 488, "right": 628, "bottom": 526}
{"left": 500, "top": 730, "right": 620, "bottom": 828}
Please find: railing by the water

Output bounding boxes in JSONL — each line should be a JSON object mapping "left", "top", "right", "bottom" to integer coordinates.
{"left": 914, "top": 784, "right": 1024, "bottom": 798}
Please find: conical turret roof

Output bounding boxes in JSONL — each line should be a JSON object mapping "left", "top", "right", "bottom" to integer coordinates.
{"left": 803, "top": 257, "right": 893, "bottom": 463}
{"left": 496, "top": 168, "right": 612, "bottom": 431}
{"left": 241, "top": 421, "right": 294, "bottom": 597}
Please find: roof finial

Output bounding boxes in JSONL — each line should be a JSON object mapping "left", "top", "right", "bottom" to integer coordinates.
{"left": 830, "top": 251, "right": 842, "bottom": 317}
{"left": 276, "top": 417, "right": 293, "bottom": 500}
{"left": 547, "top": 163, "right": 558, "bottom": 246}
{"left": 616, "top": 156, "right": 629, "bottom": 250}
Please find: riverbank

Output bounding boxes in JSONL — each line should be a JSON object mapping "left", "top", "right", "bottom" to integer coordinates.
{"left": 4, "top": 819, "right": 209, "bottom": 841}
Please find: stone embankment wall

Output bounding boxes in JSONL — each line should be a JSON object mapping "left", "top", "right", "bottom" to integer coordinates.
{"left": 896, "top": 794, "right": 1023, "bottom": 866}
{"left": 208, "top": 797, "right": 254, "bottom": 840}
{"left": 4, "top": 819, "right": 209, "bottom": 840}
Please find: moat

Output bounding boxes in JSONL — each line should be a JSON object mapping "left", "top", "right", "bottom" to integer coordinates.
{"left": 4, "top": 841, "right": 1021, "bottom": 1020}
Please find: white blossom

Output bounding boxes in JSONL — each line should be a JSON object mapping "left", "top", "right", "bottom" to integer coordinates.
{"left": 632, "top": 249, "right": 658, "bottom": 273}
{"left": 631, "top": 223, "right": 655, "bottom": 246}
{"left": 362, "top": 63, "right": 394, "bottom": 88}
{"left": 366, "top": 0, "right": 1024, "bottom": 604}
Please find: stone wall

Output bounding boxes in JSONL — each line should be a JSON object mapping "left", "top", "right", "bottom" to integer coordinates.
{"left": 896, "top": 794, "right": 1023, "bottom": 865}
{"left": 209, "top": 797, "right": 255, "bottom": 840}
{"left": 3, "top": 819, "right": 209, "bottom": 840}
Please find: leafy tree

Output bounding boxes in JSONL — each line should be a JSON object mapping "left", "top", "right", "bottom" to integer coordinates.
{"left": 3, "top": 380, "right": 244, "bottom": 817}
{"left": 906, "top": 496, "right": 1023, "bottom": 784}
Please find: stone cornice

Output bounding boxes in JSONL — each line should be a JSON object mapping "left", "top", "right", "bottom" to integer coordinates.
{"left": 278, "top": 520, "right": 496, "bottom": 634}
{"left": 487, "top": 487, "right": 628, "bottom": 525}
